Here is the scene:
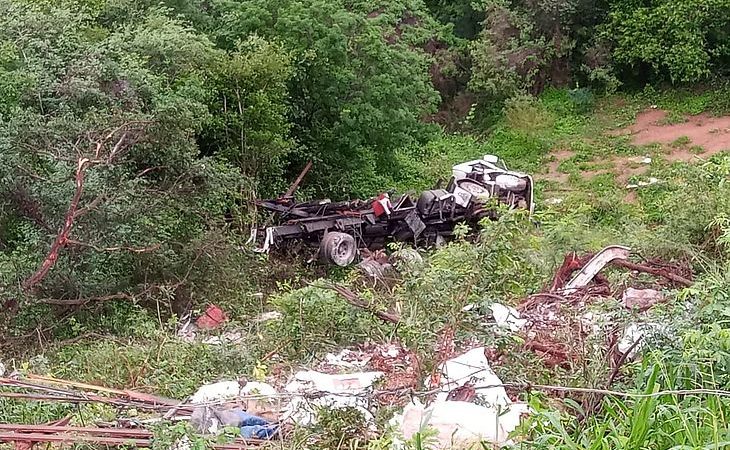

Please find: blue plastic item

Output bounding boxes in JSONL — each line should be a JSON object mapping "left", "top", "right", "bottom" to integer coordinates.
{"left": 232, "top": 410, "right": 279, "bottom": 439}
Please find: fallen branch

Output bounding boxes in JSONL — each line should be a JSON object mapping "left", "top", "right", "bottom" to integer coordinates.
{"left": 318, "top": 283, "right": 400, "bottom": 324}
{"left": 611, "top": 259, "right": 693, "bottom": 287}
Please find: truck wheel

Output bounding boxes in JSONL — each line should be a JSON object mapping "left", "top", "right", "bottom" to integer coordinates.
{"left": 319, "top": 232, "right": 357, "bottom": 267}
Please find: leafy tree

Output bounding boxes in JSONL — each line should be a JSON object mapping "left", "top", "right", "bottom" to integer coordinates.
{"left": 0, "top": 2, "right": 243, "bottom": 304}
{"left": 210, "top": 0, "right": 441, "bottom": 197}
{"left": 606, "top": 0, "right": 730, "bottom": 83}
{"left": 199, "top": 36, "right": 294, "bottom": 194}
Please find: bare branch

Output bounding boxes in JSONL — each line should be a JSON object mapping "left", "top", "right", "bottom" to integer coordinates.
{"left": 73, "top": 194, "right": 106, "bottom": 219}
{"left": 14, "top": 164, "right": 48, "bottom": 182}
{"left": 108, "top": 131, "right": 129, "bottom": 162}
{"left": 317, "top": 282, "right": 400, "bottom": 324}
{"left": 611, "top": 259, "right": 693, "bottom": 286}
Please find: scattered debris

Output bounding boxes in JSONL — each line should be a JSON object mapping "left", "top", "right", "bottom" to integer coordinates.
{"left": 394, "top": 398, "right": 527, "bottom": 449}
{"left": 358, "top": 249, "right": 393, "bottom": 282}
{"left": 622, "top": 288, "right": 665, "bottom": 311}
{"left": 324, "top": 349, "right": 372, "bottom": 370}
{"left": 254, "top": 311, "right": 283, "bottom": 323}
{"left": 562, "top": 245, "right": 631, "bottom": 294}
{"left": 627, "top": 177, "right": 660, "bottom": 189}
{"left": 191, "top": 408, "right": 278, "bottom": 439}
{"left": 366, "top": 343, "right": 420, "bottom": 407}
{"left": 618, "top": 323, "right": 670, "bottom": 357}
{"left": 394, "top": 347, "right": 528, "bottom": 449}
{"left": 190, "top": 380, "right": 281, "bottom": 422}
{"left": 0, "top": 241, "right": 698, "bottom": 449}
{"left": 490, "top": 303, "right": 527, "bottom": 332}
{"left": 283, "top": 370, "right": 383, "bottom": 426}
{"left": 196, "top": 305, "right": 228, "bottom": 329}
{"left": 391, "top": 248, "right": 424, "bottom": 271}
{"left": 201, "top": 332, "right": 245, "bottom": 346}
{"left": 515, "top": 245, "right": 693, "bottom": 370}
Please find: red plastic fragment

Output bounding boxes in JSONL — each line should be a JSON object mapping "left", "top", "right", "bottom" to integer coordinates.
{"left": 196, "top": 305, "right": 228, "bottom": 329}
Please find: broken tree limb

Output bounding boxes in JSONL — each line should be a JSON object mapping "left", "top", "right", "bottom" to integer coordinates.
{"left": 611, "top": 259, "right": 693, "bottom": 287}
{"left": 318, "top": 283, "right": 400, "bottom": 324}
{"left": 22, "top": 158, "right": 90, "bottom": 291}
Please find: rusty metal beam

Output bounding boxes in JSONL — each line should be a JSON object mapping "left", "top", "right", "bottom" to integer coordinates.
{"left": 283, "top": 160, "right": 312, "bottom": 198}
{"left": 0, "top": 425, "right": 267, "bottom": 448}
{"left": 0, "top": 424, "right": 152, "bottom": 437}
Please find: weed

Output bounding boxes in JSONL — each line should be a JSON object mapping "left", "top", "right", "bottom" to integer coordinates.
{"left": 708, "top": 83, "right": 730, "bottom": 116}
{"left": 49, "top": 334, "right": 257, "bottom": 398}
{"left": 311, "top": 407, "right": 369, "bottom": 450}
{"left": 690, "top": 145, "right": 706, "bottom": 154}
{"left": 670, "top": 136, "right": 691, "bottom": 148}
{"left": 568, "top": 87, "right": 595, "bottom": 114}
{"left": 268, "top": 284, "right": 389, "bottom": 358}
{"left": 503, "top": 95, "right": 555, "bottom": 133}
{"left": 659, "top": 110, "right": 687, "bottom": 125}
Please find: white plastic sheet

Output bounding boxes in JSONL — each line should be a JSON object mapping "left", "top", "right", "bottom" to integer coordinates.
{"left": 394, "top": 347, "right": 529, "bottom": 449}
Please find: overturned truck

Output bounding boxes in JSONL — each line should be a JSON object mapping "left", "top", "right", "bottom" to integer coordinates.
{"left": 250, "top": 156, "right": 534, "bottom": 266}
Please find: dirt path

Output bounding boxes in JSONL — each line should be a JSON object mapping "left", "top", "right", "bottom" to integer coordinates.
{"left": 539, "top": 109, "right": 730, "bottom": 189}
{"left": 628, "top": 109, "right": 730, "bottom": 156}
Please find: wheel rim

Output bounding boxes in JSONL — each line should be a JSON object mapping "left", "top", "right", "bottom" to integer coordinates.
{"left": 330, "top": 235, "right": 355, "bottom": 266}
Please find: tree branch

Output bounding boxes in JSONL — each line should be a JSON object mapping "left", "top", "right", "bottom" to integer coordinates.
{"left": 73, "top": 194, "right": 106, "bottom": 219}
{"left": 318, "top": 283, "right": 400, "bottom": 324}
{"left": 38, "top": 293, "right": 135, "bottom": 306}
{"left": 611, "top": 260, "right": 693, "bottom": 286}
{"left": 22, "top": 158, "right": 91, "bottom": 291}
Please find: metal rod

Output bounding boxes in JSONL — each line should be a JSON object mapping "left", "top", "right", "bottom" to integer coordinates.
{"left": 283, "top": 161, "right": 312, "bottom": 198}
{"left": 0, "top": 426, "right": 267, "bottom": 448}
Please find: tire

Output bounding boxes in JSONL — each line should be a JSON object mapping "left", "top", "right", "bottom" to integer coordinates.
{"left": 319, "top": 232, "right": 357, "bottom": 267}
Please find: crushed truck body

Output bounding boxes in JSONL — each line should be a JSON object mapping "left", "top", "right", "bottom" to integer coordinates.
{"left": 250, "top": 155, "right": 534, "bottom": 266}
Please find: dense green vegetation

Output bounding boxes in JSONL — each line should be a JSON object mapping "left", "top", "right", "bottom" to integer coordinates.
{"left": 2, "top": 0, "right": 730, "bottom": 448}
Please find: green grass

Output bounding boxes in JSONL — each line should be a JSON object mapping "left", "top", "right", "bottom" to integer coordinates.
{"left": 671, "top": 136, "right": 692, "bottom": 148}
